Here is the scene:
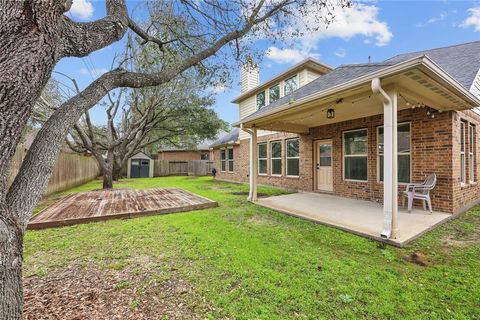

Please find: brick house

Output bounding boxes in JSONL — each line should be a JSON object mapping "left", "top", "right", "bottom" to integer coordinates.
{"left": 211, "top": 41, "right": 480, "bottom": 241}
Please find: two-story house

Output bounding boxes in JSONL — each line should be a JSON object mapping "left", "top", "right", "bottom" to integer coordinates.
{"left": 210, "top": 41, "right": 480, "bottom": 244}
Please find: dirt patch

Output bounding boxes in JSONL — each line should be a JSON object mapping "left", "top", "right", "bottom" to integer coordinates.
{"left": 247, "top": 215, "right": 279, "bottom": 227}
{"left": 24, "top": 264, "right": 204, "bottom": 320}
{"left": 404, "top": 252, "right": 430, "bottom": 267}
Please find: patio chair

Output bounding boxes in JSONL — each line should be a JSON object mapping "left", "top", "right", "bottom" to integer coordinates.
{"left": 402, "top": 174, "right": 437, "bottom": 213}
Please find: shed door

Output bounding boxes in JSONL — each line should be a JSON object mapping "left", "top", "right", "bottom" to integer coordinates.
{"left": 131, "top": 159, "right": 150, "bottom": 178}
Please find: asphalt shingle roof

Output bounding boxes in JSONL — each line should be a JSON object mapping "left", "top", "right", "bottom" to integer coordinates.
{"left": 209, "top": 128, "right": 239, "bottom": 148}
{"left": 240, "top": 41, "right": 480, "bottom": 124}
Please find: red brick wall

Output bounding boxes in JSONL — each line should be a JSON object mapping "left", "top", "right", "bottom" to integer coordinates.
{"left": 452, "top": 110, "right": 480, "bottom": 213}
{"left": 214, "top": 108, "right": 480, "bottom": 213}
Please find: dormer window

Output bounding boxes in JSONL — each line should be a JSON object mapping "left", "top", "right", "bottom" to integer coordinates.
{"left": 284, "top": 75, "right": 298, "bottom": 96}
{"left": 269, "top": 84, "right": 280, "bottom": 104}
{"left": 256, "top": 91, "right": 265, "bottom": 110}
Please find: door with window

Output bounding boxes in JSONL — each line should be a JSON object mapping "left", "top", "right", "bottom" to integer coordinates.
{"left": 316, "top": 140, "right": 333, "bottom": 192}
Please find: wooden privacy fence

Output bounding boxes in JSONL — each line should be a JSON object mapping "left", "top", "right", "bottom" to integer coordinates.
{"left": 153, "top": 160, "right": 214, "bottom": 177}
{"left": 8, "top": 147, "right": 101, "bottom": 196}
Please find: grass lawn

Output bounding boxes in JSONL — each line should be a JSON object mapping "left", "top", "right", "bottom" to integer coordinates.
{"left": 24, "top": 177, "right": 480, "bottom": 319}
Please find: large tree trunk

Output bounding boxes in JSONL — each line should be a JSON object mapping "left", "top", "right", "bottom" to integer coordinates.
{"left": 0, "top": 209, "right": 25, "bottom": 320}
{"left": 102, "top": 150, "right": 115, "bottom": 189}
{"left": 0, "top": 3, "right": 64, "bottom": 318}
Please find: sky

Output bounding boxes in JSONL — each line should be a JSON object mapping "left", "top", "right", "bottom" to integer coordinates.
{"left": 57, "top": 0, "right": 480, "bottom": 126}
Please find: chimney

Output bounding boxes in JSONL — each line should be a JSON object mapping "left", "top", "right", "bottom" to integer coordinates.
{"left": 240, "top": 63, "right": 259, "bottom": 94}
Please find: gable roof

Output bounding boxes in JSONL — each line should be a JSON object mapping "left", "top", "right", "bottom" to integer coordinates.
{"left": 384, "top": 40, "right": 480, "bottom": 90}
{"left": 232, "top": 58, "right": 332, "bottom": 104}
{"left": 236, "top": 41, "right": 480, "bottom": 125}
{"left": 209, "top": 128, "right": 239, "bottom": 148}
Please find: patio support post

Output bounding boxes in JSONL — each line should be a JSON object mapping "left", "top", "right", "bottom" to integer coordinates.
{"left": 372, "top": 79, "right": 399, "bottom": 239}
{"left": 242, "top": 124, "right": 258, "bottom": 202}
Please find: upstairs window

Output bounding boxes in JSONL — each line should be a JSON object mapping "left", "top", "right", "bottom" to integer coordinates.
{"left": 284, "top": 75, "right": 298, "bottom": 96}
{"left": 343, "top": 129, "right": 368, "bottom": 181}
{"left": 286, "top": 138, "right": 300, "bottom": 176}
{"left": 269, "top": 84, "right": 280, "bottom": 104}
{"left": 256, "top": 91, "right": 265, "bottom": 110}
{"left": 220, "top": 149, "right": 226, "bottom": 172}
{"left": 461, "top": 121, "right": 466, "bottom": 183}
{"left": 378, "top": 123, "right": 411, "bottom": 183}
{"left": 228, "top": 147, "right": 234, "bottom": 172}
{"left": 271, "top": 141, "right": 282, "bottom": 175}
{"left": 258, "top": 143, "right": 267, "bottom": 175}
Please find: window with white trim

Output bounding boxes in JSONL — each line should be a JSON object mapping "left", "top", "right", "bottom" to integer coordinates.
{"left": 470, "top": 124, "right": 475, "bottom": 182}
{"left": 286, "top": 138, "right": 300, "bottom": 176}
{"left": 258, "top": 143, "right": 267, "bottom": 175}
{"left": 343, "top": 129, "right": 368, "bottom": 181}
{"left": 284, "top": 75, "right": 298, "bottom": 96}
{"left": 378, "top": 123, "right": 411, "bottom": 183}
{"left": 228, "top": 147, "right": 234, "bottom": 172}
{"left": 271, "top": 141, "right": 282, "bottom": 175}
{"left": 220, "top": 149, "right": 226, "bottom": 172}
{"left": 269, "top": 84, "right": 280, "bottom": 104}
{"left": 256, "top": 91, "right": 265, "bottom": 110}
{"left": 461, "top": 121, "right": 466, "bottom": 183}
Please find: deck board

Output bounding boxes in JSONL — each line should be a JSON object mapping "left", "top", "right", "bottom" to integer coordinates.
{"left": 28, "top": 188, "right": 217, "bottom": 230}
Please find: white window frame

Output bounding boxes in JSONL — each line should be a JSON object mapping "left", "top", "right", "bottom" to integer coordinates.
{"left": 256, "top": 91, "right": 266, "bottom": 110}
{"left": 220, "top": 148, "right": 226, "bottom": 172}
{"left": 227, "top": 147, "right": 234, "bottom": 173}
{"left": 377, "top": 122, "right": 412, "bottom": 184}
{"left": 470, "top": 124, "right": 475, "bottom": 183}
{"left": 258, "top": 142, "right": 268, "bottom": 175}
{"left": 461, "top": 121, "right": 466, "bottom": 184}
{"left": 286, "top": 138, "right": 300, "bottom": 177}
{"left": 270, "top": 140, "right": 282, "bottom": 176}
{"left": 269, "top": 84, "right": 280, "bottom": 105}
{"left": 343, "top": 128, "right": 368, "bottom": 182}
{"left": 284, "top": 74, "right": 299, "bottom": 96}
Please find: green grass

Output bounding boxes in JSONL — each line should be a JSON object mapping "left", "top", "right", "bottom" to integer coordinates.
{"left": 24, "top": 176, "right": 480, "bottom": 319}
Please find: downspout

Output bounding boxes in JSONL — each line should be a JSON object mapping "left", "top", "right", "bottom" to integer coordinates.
{"left": 371, "top": 78, "right": 395, "bottom": 239}
{"left": 240, "top": 124, "right": 258, "bottom": 201}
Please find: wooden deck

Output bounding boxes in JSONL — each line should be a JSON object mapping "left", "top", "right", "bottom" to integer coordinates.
{"left": 28, "top": 188, "right": 217, "bottom": 230}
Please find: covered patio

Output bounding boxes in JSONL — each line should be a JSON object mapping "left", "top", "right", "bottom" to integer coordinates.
{"left": 236, "top": 55, "right": 480, "bottom": 243}
{"left": 257, "top": 192, "right": 451, "bottom": 246}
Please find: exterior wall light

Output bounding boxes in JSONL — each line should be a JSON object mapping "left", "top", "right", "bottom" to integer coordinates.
{"left": 326, "top": 108, "right": 335, "bottom": 119}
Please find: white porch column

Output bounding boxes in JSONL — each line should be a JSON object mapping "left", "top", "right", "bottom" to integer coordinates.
{"left": 248, "top": 127, "right": 258, "bottom": 201}
{"left": 241, "top": 125, "right": 258, "bottom": 202}
{"left": 372, "top": 79, "right": 398, "bottom": 239}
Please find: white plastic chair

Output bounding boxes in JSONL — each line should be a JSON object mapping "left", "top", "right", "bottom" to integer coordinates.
{"left": 402, "top": 174, "right": 437, "bottom": 213}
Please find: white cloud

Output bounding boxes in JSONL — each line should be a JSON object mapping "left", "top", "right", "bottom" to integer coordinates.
{"left": 301, "top": 3, "right": 393, "bottom": 47}
{"left": 416, "top": 12, "right": 448, "bottom": 28}
{"left": 461, "top": 7, "right": 480, "bottom": 31}
{"left": 335, "top": 48, "right": 347, "bottom": 58}
{"left": 69, "top": 0, "right": 94, "bottom": 20}
{"left": 80, "top": 67, "right": 109, "bottom": 77}
{"left": 210, "top": 83, "right": 227, "bottom": 93}
{"left": 265, "top": 47, "right": 310, "bottom": 64}
{"left": 266, "top": 3, "right": 392, "bottom": 64}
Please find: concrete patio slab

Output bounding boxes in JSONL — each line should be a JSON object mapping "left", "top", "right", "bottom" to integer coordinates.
{"left": 256, "top": 192, "right": 452, "bottom": 246}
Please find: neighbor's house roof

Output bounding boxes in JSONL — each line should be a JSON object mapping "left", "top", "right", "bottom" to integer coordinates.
{"left": 209, "top": 128, "right": 239, "bottom": 148}
{"left": 235, "top": 41, "right": 480, "bottom": 127}
{"left": 232, "top": 58, "right": 333, "bottom": 104}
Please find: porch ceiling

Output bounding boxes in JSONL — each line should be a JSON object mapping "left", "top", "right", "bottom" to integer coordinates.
{"left": 240, "top": 63, "right": 479, "bottom": 134}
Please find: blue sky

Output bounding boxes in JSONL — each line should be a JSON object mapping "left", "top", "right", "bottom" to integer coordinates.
{"left": 57, "top": 0, "right": 480, "bottom": 126}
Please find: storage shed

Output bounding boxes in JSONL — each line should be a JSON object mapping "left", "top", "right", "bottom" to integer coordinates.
{"left": 127, "top": 152, "right": 154, "bottom": 178}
